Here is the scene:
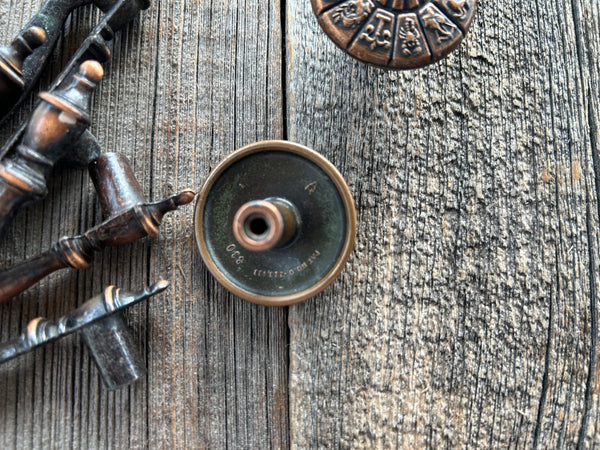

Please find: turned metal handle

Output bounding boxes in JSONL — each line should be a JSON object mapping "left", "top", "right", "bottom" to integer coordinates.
{"left": 0, "top": 153, "right": 194, "bottom": 304}
{"left": 0, "top": 280, "right": 168, "bottom": 389}
{"left": 0, "top": 154, "right": 192, "bottom": 389}
{"left": 0, "top": 60, "right": 103, "bottom": 237}
{"left": 0, "top": 191, "right": 193, "bottom": 303}
{"left": 0, "top": 0, "right": 150, "bottom": 121}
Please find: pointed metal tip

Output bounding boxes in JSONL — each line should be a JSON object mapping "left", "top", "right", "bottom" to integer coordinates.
{"left": 108, "top": 280, "right": 170, "bottom": 309}
{"left": 150, "top": 280, "right": 170, "bottom": 294}
{"left": 175, "top": 189, "right": 196, "bottom": 206}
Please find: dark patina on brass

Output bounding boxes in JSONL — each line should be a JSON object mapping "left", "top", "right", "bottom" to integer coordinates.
{"left": 0, "top": 27, "right": 47, "bottom": 119}
{"left": 0, "top": 153, "right": 192, "bottom": 388}
{"left": 0, "top": 60, "right": 104, "bottom": 238}
{"left": 194, "top": 141, "right": 356, "bottom": 306}
{"left": 0, "top": 0, "right": 151, "bottom": 234}
{"left": 0, "top": 0, "right": 149, "bottom": 121}
{"left": 312, "top": 0, "right": 476, "bottom": 69}
{"left": 0, "top": 152, "right": 195, "bottom": 304}
{"left": 0, "top": 281, "right": 168, "bottom": 389}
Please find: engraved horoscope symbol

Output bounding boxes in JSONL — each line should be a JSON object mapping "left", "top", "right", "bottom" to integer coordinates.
{"left": 421, "top": 6, "right": 456, "bottom": 44}
{"left": 398, "top": 17, "right": 422, "bottom": 56}
{"left": 360, "top": 11, "right": 393, "bottom": 50}
{"left": 332, "top": 0, "right": 374, "bottom": 28}
{"left": 441, "top": 0, "right": 470, "bottom": 21}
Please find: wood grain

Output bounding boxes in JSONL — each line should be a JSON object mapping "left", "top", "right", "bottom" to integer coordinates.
{"left": 0, "top": 0, "right": 599, "bottom": 447}
{"left": 287, "top": 0, "right": 600, "bottom": 447}
{"left": 0, "top": 0, "right": 287, "bottom": 448}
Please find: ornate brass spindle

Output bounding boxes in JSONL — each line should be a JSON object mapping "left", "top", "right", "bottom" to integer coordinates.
{"left": 0, "top": 0, "right": 150, "bottom": 121}
{"left": 0, "top": 60, "right": 103, "bottom": 237}
{"left": 0, "top": 153, "right": 193, "bottom": 388}
{"left": 0, "top": 152, "right": 194, "bottom": 304}
{"left": 0, "top": 281, "right": 168, "bottom": 389}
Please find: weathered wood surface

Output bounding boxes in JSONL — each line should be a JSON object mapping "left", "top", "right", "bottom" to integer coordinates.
{"left": 0, "top": 0, "right": 598, "bottom": 447}
{"left": 0, "top": 0, "right": 287, "bottom": 448}
{"left": 288, "top": 0, "right": 600, "bottom": 447}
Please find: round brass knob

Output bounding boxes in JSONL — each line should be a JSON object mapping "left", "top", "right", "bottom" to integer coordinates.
{"left": 194, "top": 141, "right": 356, "bottom": 306}
{"left": 312, "top": 0, "right": 476, "bottom": 69}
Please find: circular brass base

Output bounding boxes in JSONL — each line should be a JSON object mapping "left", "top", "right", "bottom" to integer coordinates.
{"left": 194, "top": 141, "right": 356, "bottom": 306}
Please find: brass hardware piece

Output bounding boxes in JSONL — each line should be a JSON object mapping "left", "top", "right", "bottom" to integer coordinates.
{"left": 0, "top": 0, "right": 149, "bottom": 121}
{"left": 0, "top": 152, "right": 195, "bottom": 304}
{"left": 0, "top": 27, "right": 46, "bottom": 118}
{"left": 0, "top": 0, "right": 151, "bottom": 234}
{"left": 0, "top": 281, "right": 168, "bottom": 389}
{"left": 0, "top": 0, "right": 159, "bottom": 391}
{"left": 0, "top": 60, "right": 104, "bottom": 237}
{"left": 312, "top": 0, "right": 476, "bottom": 69}
{"left": 194, "top": 141, "right": 356, "bottom": 306}
{"left": 0, "top": 153, "right": 192, "bottom": 388}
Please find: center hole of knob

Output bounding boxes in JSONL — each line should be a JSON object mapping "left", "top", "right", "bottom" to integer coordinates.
{"left": 246, "top": 214, "right": 270, "bottom": 239}
{"left": 233, "top": 199, "right": 296, "bottom": 252}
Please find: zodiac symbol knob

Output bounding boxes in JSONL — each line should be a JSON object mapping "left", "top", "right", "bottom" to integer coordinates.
{"left": 312, "top": 0, "right": 476, "bottom": 69}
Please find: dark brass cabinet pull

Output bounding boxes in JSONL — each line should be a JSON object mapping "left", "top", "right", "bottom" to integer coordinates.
{"left": 0, "top": 0, "right": 164, "bottom": 391}
{"left": 0, "top": 0, "right": 152, "bottom": 234}
{"left": 0, "top": 60, "right": 104, "bottom": 238}
{"left": 0, "top": 152, "right": 194, "bottom": 304}
{"left": 0, "top": 153, "right": 192, "bottom": 389}
{"left": 194, "top": 141, "right": 356, "bottom": 306}
{"left": 0, "top": 0, "right": 149, "bottom": 121}
{"left": 0, "top": 281, "right": 168, "bottom": 389}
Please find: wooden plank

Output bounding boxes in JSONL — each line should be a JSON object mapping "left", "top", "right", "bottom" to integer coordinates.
{"left": 2, "top": 0, "right": 598, "bottom": 446}
{"left": 0, "top": 0, "right": 288, "bottom": 448}
{"left": 570, "top": 1, "right": 600, "bottom": 447}
{"left": 144, "top": 0, "right": 288, "bottom": 447}
{"left": 287, "top": 0, "right": 600, "bottom": 447}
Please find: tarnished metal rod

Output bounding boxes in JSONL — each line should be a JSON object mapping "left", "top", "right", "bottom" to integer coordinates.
{"left": 0, "top": 60, "right": 103, "bottom": 238}
{"left": 0, "top": 186, "right": 194, "bottom": 304}
{"left": 0, "top": 0, "right": 149, "bottom": 122}
{"left": 0, "top": 152, "right": 192, "bottom": 389}
{"left": 0, "top": 280, "right": 168, "bottom": 368}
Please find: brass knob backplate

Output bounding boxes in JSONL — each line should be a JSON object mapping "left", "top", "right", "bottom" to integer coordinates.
{"left": 312, "top": 0, "right": 476, "bottom": 69}
{"left": 194, "top": 141, "right": 356, "bottom": 306}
